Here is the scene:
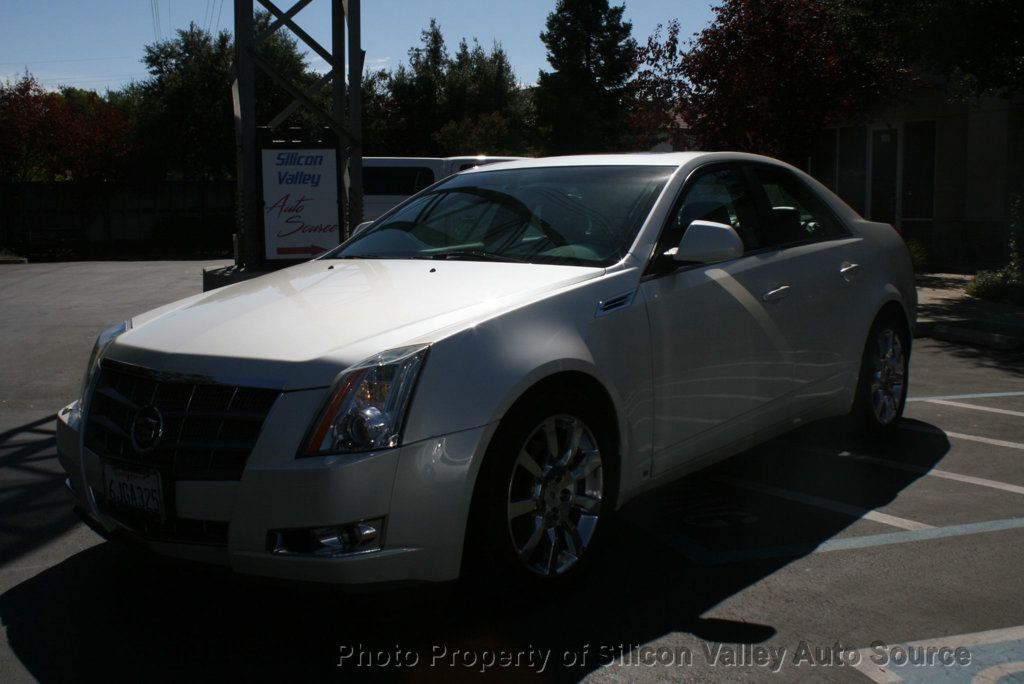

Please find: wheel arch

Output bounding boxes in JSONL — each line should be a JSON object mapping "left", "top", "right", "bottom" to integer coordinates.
{"left": 873, "top": 296, "right": 914, "bottom": 347}
{"left": 484, "top": 368, "right": 624, "bottom": 507}
{"left": 460, "top": 368, "right": 624, "bottom": 579}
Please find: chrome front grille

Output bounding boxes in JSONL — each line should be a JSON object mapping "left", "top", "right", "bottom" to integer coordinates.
{"left": 84, "top": 359, "right": 280, "bottom": 481}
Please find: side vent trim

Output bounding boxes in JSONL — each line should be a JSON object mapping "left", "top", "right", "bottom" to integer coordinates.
{"left": 595, "top": 291, "right": 636, "bottom": 318}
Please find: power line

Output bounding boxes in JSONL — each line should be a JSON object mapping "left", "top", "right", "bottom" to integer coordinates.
{"left": 149, "top": 0, "right": 159, "bottom": 42}
{"left": 216, "top": 0, "right": 225, "bottom": 32}
{"left": 0, "top": 56, "right": 136, "bottom": 66}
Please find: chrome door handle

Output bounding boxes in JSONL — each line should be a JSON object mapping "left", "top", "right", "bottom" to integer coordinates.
{"left": 762, "top": 285, "right": 790, "bottom": 302}
{"left": 840, "top": 262, "right": 860, "bottom": 281}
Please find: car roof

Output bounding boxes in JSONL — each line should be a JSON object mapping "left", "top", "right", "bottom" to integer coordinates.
{"left": 457, "top": 151, "right": 788, "bottom": 173}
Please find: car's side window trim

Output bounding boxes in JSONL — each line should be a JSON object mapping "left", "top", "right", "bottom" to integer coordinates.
{"left": 642, "top": 161, "right": 753, "bottom": 280}
{"left": 742, "top": 162, "right": 852, "bottom": 250}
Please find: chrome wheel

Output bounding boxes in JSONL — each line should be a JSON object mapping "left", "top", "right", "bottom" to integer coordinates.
{"left": 506, "top": 414, "right": 603, "bottom": 577}
{"left": 869, "top": 328, "right": 906, "bottom": 425}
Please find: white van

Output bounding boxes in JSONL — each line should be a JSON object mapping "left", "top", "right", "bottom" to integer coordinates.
{"left": 360, "top": 156, "right": 523, "bottom": 221}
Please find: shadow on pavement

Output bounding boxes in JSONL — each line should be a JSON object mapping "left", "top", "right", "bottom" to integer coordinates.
{"left": 916, "top": 283, "right": 1024, "bottom": 339}
{"left": 0, "top": 415, "right": 80, "bottom": 568}
{"left": 0, "top": 416, "right": 950, "bottom": 681}
{"left": 938, "top": 342, "right": 1024, "bottom": 379}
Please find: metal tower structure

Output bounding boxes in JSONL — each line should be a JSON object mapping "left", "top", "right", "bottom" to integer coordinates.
{"left": 232, "top": 0, "right": 361, "bottom": 269}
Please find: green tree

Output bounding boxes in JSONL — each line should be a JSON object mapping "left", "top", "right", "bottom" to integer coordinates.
{"left": 109, "top": 13, "right": 319, "bottom": 180}
{"left": 534, "top": 0, "right": 636, "bottom": 154}
{"left": 367, "top": 20, "right": 532, "bottom": 156}
{"left": 361, "top": 67, "right": 398, "bottom": 155}
{"left": 133, "top": 23, "right": 235, "bottom": 179}
{"left": 434, "top": 38, "right": 531, "bottom": 154}
{"left": 386, "top": 19, "right": 450, "bottom": 155}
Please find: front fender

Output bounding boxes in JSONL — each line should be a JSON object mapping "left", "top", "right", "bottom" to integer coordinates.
{"left": 402, "top": 268, "right": 653, "bottom": 498}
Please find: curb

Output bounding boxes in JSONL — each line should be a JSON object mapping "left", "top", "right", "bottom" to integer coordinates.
{"left": 916, "top": 321, "right": 1024, "bottom": 351}
{"left": 0, "top": 256, "right": 28, "bottom": 264}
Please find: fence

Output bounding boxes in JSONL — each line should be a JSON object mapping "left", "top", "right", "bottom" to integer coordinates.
{"left": 0, "top": 181, "right": 236, "bottom": 259}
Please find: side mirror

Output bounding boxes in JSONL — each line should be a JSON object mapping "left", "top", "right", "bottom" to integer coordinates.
{"left": 672, "top": 220, "right": 744, "bottom": 263}
{"left": 352, "top": 220, "right": 374, "bottom": 236}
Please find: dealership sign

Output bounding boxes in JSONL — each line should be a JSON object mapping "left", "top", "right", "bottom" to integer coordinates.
{"left": 261, "top": 148, "right": 340, "bottom": 260}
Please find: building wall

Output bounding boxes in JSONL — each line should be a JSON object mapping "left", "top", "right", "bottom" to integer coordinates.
{"left": 808, "top": 87, "right": 1021, "bottom": 272}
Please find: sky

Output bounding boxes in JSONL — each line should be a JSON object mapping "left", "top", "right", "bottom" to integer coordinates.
{"left": 0, "top": 0, "right": 717, "bottom": 93}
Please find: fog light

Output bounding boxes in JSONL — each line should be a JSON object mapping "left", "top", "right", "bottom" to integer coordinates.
{"left": 268, "top": 518, "right": 384, "bottom": 556}
{"left": 312, "top": 520, "right": 381, "bottom": 556}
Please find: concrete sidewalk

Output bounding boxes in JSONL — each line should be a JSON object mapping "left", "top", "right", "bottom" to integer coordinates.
{"left": 916, "top": 273, "right": 1024, "bottom": 351}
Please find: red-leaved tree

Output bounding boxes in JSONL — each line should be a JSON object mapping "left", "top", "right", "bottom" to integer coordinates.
{"left": 635, "top": 0, "right": 908, "bottom": 162}
{"left": 0, "top": 75, "right": 63, "bottom": 182}
{"left": 0, "top": 75, "right": 132, "bottom": 182}
{"left": 52, "top": 88, "right": 132, "bottom": 181}
{"left": 631, "top": 20, "right": 690, "bottom": 149}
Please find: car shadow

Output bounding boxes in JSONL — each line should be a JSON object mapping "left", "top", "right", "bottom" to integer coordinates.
{"left": 0, "top": 416, "right": 950, "bottom": 682}
{"left": 0, "top": 415, "right": 81, "bottom": 569}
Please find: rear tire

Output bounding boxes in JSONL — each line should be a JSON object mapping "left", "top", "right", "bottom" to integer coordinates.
{"left": 853, "top": 313, "right": 910, "bottom": 435}
{"left": 464, "top": 389, "right": 614, "bottom": 586}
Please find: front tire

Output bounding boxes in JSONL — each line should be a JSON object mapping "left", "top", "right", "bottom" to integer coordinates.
{"left": 854, "top": 314, "right": 910, "bottom": 434}
{"left": 465, "top": 391, "right": 613, "bottom": 584}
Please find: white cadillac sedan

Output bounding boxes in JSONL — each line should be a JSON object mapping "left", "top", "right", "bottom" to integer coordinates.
{"left": 56, "top": 153, "right": 915, "bottom": 585}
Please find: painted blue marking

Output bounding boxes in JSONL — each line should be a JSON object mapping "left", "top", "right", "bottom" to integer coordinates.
{"left": 907, "top": 390, "right": 1024, "bottom": 402}
{"left": 667, "top": 517, "right": 1024, "bottom": 565}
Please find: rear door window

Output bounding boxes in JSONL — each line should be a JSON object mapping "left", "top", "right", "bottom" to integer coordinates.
{"left": 751, "top": 166, "right": 848, "bottom": 248}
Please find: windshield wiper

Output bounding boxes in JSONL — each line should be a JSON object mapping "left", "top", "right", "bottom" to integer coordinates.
{"left": 329, "top": 252, "right": 417, "bottom": 260}
{"left": 421, "top": 250, "right": 526, "bottom": 263}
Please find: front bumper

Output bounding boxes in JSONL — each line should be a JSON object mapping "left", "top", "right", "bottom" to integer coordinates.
{"left": 56, "top": 393, "right": 495, "bottom": 585}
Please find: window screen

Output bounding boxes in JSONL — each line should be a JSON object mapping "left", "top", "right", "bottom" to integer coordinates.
{"left": 363, "top": 167, "right": 436, "bottom": 196}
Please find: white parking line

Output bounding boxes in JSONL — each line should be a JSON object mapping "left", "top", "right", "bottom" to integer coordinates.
{"left": 721, "top": 477, "right": 932, "bottom": 531}
{"left": 774, "top": 440, "right": 1024, "bottom": 496}
{"left": 899, "top": 423, "right": 1024, "bottom": 450}
{"left": 907, "top": 390, "right": 1024, "bottom": 402}
{"left": 924, "top": 398, "right": 1024, "bottom": 418}
{"left": 844, "top": 453, "right": 1024, "bottom": 496}
{"left": 647, "top": 514, "right": 1024, "bottom": 565}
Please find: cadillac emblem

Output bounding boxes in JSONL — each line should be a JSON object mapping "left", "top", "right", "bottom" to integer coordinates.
{"left": 130, "top": 405, "right": 164, "bottom": 453}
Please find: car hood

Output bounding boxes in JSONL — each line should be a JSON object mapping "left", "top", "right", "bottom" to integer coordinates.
{"left": 109, "top": 259, "right": 603, "bottom": 389}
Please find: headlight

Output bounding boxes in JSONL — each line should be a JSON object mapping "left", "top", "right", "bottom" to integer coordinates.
{"left": 302, "top": 344, "right": 429, "bottom": 456}
{"left": 79, "top": 320, "right": 131, "bottom": 402}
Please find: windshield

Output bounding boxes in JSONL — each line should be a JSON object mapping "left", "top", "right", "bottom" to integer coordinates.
{"left": 331, "top": 165, "right": 674, "bottom": 266}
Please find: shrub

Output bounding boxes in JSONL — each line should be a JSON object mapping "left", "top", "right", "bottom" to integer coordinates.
{"left": 905, "top": 238, "right": 929, "bottom": 273}
{"left": 966, "top": 266, "right": 1024, "bottom": 304}
{"left": 966, "top": 194, "right": 1024, "bottom": 304}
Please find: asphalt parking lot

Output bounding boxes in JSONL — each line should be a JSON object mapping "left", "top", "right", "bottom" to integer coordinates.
{"left": 1, "top": 261, "right": 1022, "bottom": 682}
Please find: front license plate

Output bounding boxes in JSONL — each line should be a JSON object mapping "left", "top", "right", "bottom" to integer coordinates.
{"left": 103, "top": 464, "right": 164, "bottom": 519}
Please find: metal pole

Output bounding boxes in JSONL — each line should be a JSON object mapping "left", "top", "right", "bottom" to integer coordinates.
{"left": 233, "top": 0, "right": 260, "bottom": 268}
{"left": 331, "top": 0, "right": 347, "bottom": 238}
{"left": 348, "top": 0, "right": 363, "bottom": 228}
